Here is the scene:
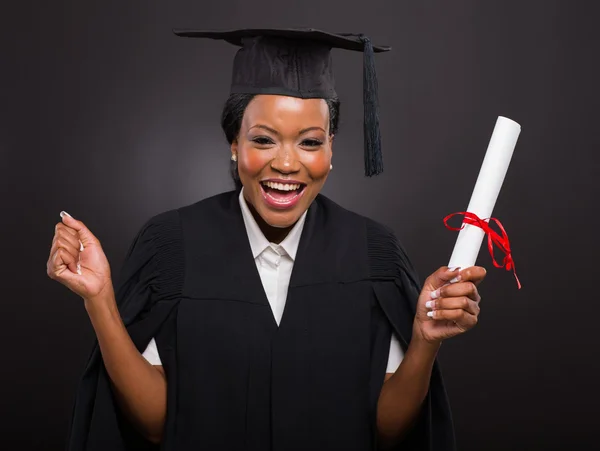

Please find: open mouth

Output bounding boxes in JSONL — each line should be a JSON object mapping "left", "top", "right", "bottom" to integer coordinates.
{"left": 259, "top": 180, "right": 307, "bottom": 209}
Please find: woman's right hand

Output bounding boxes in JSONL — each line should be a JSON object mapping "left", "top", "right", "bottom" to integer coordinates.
{"left": 47, "top": 211, "right": 113, "bottom": 303}
{"left": 48, "top": 212, "right": 168, "bottom": 443}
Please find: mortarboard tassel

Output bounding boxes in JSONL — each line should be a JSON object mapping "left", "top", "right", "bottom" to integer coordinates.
{"left": 359, "top": 35, "right": 383, "bottom": 176}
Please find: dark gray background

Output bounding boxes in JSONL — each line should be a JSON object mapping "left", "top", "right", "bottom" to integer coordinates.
{"left": 2, "top": 0, "right": 598, "bottom": 449}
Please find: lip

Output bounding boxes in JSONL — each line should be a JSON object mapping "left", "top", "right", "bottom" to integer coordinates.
{"left": 260, "top": 178, "right": 306, "bottom": 185}
{"left": 259, "top": 181, "right": 307, "bottom": 210}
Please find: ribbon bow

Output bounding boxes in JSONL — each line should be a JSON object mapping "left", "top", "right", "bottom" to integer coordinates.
{"left": 444, "top": 212, "right": 521, "bottom": 289}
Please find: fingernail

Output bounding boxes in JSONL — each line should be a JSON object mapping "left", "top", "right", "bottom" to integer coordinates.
{"left": 76, "top": 263, "right": 81, "bottom": 275}
{"left": 427, "top": 311, "right": 435, "bottom": 318}
{"left": 450, "top": 275, "right": 462, "bottom": 283}
{"left": 425, "top": 301, "right": 435, "bottom": 309}
{"left": 60, "top": 211, "right": 72, "bottom": 218}
{"left": 79, "top": 240, "right": 84, "bottom": 251}
{"left": 449, "top": 266, "right": 461, "bottom": 272}
{"left": 430, "top": 289, "right": 441, "bottom": 300}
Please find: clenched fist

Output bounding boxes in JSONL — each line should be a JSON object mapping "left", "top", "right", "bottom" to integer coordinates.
{"left": 47, "top": 211, "right": 112, "bottom": 303}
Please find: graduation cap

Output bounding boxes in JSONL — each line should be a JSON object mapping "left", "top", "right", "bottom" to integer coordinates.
{"left": 172, "top": 28, "right": 391, "bottom": 176}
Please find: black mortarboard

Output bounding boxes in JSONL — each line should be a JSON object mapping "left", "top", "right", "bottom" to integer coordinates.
{"left": 172, "top": 28, "right": 391, "bottom": 176}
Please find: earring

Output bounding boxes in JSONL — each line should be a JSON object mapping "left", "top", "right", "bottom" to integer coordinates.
{"left": 330, "top": 164, "right": 333, "bottom": 170}
{"left": 231, "top": 154, "right": 237, "bottom": 162}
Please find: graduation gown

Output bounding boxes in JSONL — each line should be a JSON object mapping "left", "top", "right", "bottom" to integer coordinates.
{"left": 66, "top": 189, "right": 456, "bottom": 451}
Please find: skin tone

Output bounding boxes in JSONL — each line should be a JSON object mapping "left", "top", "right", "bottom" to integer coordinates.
{"left": 47, "top": 94, "right": 486, "bottom": 447}
{"left": 47, "top": 216, "right": 166, "bottom": 444}
{"left": 231, "top": 95, "right": 333, "bottom": 243}
{"left": 376, "top": 265, "right": 485, "bottom": 448}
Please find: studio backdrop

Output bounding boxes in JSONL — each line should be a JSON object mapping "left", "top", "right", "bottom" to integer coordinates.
{"left": 1, "top": 1, "right": 598, "bottom": 450}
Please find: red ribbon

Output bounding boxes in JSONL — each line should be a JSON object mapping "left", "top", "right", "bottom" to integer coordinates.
{"left": 444, "top": 212, "right": 522, "bottom": 289}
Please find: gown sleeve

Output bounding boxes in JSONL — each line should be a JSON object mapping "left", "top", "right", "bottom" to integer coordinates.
{"left": 65, "top": 209, "right": 185, "bottom": 451}
{"left": 367, "top": 218, "right": 457, "bottom": 451}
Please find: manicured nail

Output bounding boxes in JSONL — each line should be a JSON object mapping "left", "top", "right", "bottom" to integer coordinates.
{"left": 76, "top": 262, "right": 81, "bottom": 275}
{"left": 450, "top": 275, "right": 462, "bottom": 283}
{"left": 425, "top": 301, "right": 435, "bottom": 309}
{"left": 431, "top": 289, "right": 441, "bottom": 300}
{"left": 427, "top": 311, "right": 435, "bottom": 318}
{"left": 60, "top": 211, "right": 72, "bottom": 218}
{"left": 79, "top": 240, "right": 84, "bottom": 251}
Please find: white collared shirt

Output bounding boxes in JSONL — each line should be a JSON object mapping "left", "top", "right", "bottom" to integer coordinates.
{"left": 142, "top": 188, "right": 404, "bottom": 372}
{"left": 238, "top": 187, "right": 306, "bottom": 326}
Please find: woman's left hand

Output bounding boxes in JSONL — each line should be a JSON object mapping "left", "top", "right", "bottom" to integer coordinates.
{"left": 413, "top": 266, "right": 487, "bottom": 345}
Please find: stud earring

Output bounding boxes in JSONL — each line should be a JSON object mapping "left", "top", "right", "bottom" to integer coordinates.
{"left": 231, "top": 154, "right": 237, "bottom": 162}
{"left": 330, "top": 163, "right": 333, "bottom": 170}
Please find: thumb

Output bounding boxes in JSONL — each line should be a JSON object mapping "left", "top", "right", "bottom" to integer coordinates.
{"left": 423, "top": 266, "right": 462, "bottom": 291}
{"left": 59, "top": 211, "right": 98, "bottom": 248}
{"left": 56, "top": 257, "right": 86, "bottom": 292}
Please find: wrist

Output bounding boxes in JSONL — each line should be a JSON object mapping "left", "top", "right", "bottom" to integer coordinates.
{"left": 411, "top": 325, "right": 442, "bottom": 356}
{"left": 84, "top": 281, "right": 117, "bottom": 317}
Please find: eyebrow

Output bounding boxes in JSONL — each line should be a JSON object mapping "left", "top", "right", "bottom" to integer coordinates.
{"left": 249, "top": 125, "right": 326, "bottom": 136}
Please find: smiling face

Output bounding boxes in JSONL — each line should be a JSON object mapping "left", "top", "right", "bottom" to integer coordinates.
{"left": 232, "top": 94, "right": 333, "bottom": 230}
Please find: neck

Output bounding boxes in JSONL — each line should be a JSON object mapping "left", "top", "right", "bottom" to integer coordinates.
{"left": 246, "top": 201, "right": 294, "bottom": 244}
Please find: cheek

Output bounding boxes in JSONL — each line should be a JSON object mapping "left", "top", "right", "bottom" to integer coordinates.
{"left": 301, "top": 152, "right": 331, "bottom": 179}
{"left": 237, "top": 146, "right": 271, "bottom": 178}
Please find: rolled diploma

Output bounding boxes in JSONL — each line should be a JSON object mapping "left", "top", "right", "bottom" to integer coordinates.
{"left": 447, "top": 116, "right": 521, "bottom": 270}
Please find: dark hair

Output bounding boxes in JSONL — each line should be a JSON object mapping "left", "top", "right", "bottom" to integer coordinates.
{"left": 220, "top": 93, "right": 341, "bottom": 190}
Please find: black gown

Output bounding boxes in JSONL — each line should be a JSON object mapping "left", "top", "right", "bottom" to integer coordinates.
{"left": 66, "top": 189, "right": 456, "bottom": 451}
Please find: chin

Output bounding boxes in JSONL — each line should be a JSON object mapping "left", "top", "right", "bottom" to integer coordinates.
{"left": 261, "top": 208, "right": 304, "bottom": 229}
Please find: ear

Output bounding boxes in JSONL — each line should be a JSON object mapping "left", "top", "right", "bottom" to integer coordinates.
{"left": 231, "top": 140, "right": 238, "bottom": 159}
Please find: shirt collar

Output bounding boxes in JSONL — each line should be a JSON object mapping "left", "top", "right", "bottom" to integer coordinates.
{"left": 239, "top": 187, "right": 307, "bottom": 261}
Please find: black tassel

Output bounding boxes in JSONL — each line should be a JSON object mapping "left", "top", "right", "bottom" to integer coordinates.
{"left": 359, "top": 35, "right": 383, "bottom": 176}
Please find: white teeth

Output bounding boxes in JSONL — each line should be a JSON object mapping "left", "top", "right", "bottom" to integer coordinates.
{"left": 263, "top": 181, "right": 301, "bottom": 191}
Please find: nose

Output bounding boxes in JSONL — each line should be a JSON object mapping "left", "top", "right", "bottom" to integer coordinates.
{"left": 270, "top": 145, "right": 300, "bottom": 174}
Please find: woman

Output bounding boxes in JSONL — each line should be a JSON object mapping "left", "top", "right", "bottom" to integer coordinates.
{"left": 47, "top": 29, "right": 485, "bottom": 450}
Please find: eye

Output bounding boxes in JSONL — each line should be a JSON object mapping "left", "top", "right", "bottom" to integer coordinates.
{"left": 251, "top": 136, "right": 275, "bottom": 146}
{"left": 300, "top": 138, "right": 323, "bottom": 148}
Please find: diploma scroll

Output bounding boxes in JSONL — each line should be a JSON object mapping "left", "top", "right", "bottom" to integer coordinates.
{"left": 447, "top": 116, "right": 521, "bottom": 270}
